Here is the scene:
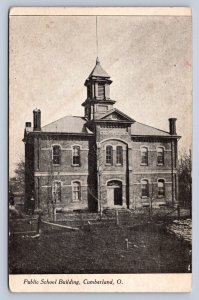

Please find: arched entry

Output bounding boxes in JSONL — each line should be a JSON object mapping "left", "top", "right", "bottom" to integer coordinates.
{"left": 107, "top": 180, "right": 122, "bottom": 207}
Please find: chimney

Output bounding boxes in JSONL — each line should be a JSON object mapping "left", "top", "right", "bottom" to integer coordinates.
{"left": 33, "top": 109, "right": 41, "bottom": 131}
{"left": 168, "top": 118, "right": 177, "bottom": 135}
{"left": 25, "top": 122, "right": 31, "bottom": 128}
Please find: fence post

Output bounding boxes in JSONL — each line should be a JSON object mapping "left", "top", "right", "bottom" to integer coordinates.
{"left": 116, "top": 210, "right": 119, "bottom": 225}
{"left": 125, "top": 238, "right": 129, "bottom": 250}
{"left": 37, "top": 214, "right": 41, "bottom": 234}
{"left": 177, "top": 205, "right": 180, "bottom": 220}
{"left": 29, "top": 220, "right": 32, "bottom": 231}
{"left": 53, "top": 207, "right": 57, "bottom": 222}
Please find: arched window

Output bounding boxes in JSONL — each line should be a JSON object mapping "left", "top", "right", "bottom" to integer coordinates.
{"left": 72, "top": 146, "right": 80, "bottom": 165}
{"left": 106, "top": 145, "right": 113, "bottom": 165}
{"left": 52, "top": 145, "right": 61, "bottom": 165}
{"left": 141, "top": 147, "right": 148, "bottom": 165}
{"left": 52, "top": 181, "right": 61, "bottom": 203}
{"left": 158, "top": 179, "right": 165, "bottom": 197}
{"left": 116, "top": 146, "right": 123, "bottom": 165}
{"left": 157, "top": 147, "right": 164, "bottom": 165}
{"left": 141, "top": 179, "right": 149, "bottom": 197}
{"left": 72, "top": 181, "right": 81, "bottom": 201}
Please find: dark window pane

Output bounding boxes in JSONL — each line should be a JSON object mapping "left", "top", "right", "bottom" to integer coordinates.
{"left": 157, "top": 148, "right": 164, "bottom": 164}
{"left": 141, "top": 180, "right": 149, "bottom": 197}
{"left": 73, "top": 182, "right": 81, "bottom": 201}
{"left": 73, "top": 155, "right": 80, "bottom": 165}
{"left": 158, "top": 180, "right": 165, "bottom": 196}
{"left": 53, "top": 146, "right": 61, "bottom": 165}
{"left": 53, "top": 181, "right": 61, "bottom": 203}
{"left": 73, "top": 146, "right": 80, "bottom": 165}
{"left": 106, "top": 146, "right": 113, "bottom": 165}
{"left": 141, "top": 147, "right": 148, "bottom": 165}
{"left": 87, "top": 85, "right": 92, "bottom": 98}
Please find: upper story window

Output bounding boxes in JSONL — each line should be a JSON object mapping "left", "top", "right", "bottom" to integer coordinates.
{"left": 106, "top": 145, "right": 113, "bottom": 165}
{"left": 157, "top": 147, "right": 164, "bottom": 165}
{"left": 116, "top": 146, "right": 123, "bottom": 165}
{"left": 72, "top": 181, "right": 81, "bottom": 201}
{"left": 52, "top": 145, "right": 61, "bottom": 165}
{"left": 52, "top": 181, "right": 61, "bottom": 203}
{"left": 158, "top": 179, "right": 165, "bottom": 197}
{"left": 98, "top": 83, "right": 105, "bottom": 99}
{"left": 72, "top": 146, "right": 80, "bottom": 166}
{"left": 141, "top": 147, "right": 148, "bottom": 165}
{"left": 141, "top": 179, "right": 149, "bottom": 197}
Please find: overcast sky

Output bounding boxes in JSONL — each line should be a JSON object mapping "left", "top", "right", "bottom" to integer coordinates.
{"left": 9, "top": 15, "right": 192, "bottom": 176}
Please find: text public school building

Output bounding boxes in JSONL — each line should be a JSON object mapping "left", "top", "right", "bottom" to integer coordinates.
{"left": 24, "top": 58, "right": 180, "bottom": 212}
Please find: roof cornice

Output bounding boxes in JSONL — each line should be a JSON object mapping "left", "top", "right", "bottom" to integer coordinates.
{"left": 81, "top": 98, "right": 116, "bottom": 106}
{"left": 94, "top": 119, "right": 133, "bottom": 124}
{"left": 131, "top": 135, "right": 181, "bottom": 140}
{"left": 26, "top": 131, "right": 94, "bottom": 137}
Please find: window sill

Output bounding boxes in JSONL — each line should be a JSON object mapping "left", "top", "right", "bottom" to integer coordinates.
{"left": 52, "top": 164, "right": 60, "bottom": 167}
{"left": 72, "top": 164, "right": 81, "bottom": 167}
{"left": 116, "top": 163, "right": 123, "bottom": 166}
{"left": 141, "top": 196, "right": 149, "bottom": 199}
{"left": 105, "top": 164, "right": 113, "bottom": 166}
{"left": 157, "top": 163, "right": 164, "bottom": 166}
{"left": 140, "top": 163, "right": 148, "bottom": 166}
{"left": 158, "top": 195, "right": 165, "bottom": 198}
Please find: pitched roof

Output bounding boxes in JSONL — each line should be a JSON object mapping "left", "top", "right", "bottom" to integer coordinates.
{"left": 88, "top": 57, "right": 110, "bottom": 78}
{"left": 41, "top": 115, "right": 172, "bottom": 137}
{"left": 131, "top": 121, "right": 171, "bottom": 136}
{"left": 42, "top": 116, "right": 91, "bottom": 134}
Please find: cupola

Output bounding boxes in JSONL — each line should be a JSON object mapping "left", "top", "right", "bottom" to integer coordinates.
{"left": 82, "top": 58, "right": 116, "bottom": 120}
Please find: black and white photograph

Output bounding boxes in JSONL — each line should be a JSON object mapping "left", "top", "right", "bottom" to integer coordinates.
{"left": 8, "top": 7, "right": 192, "bottom": 292}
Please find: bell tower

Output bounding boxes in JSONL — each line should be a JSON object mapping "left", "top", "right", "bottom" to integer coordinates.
{"left": 82, "top": 58, "right": 116, "bottom": 120}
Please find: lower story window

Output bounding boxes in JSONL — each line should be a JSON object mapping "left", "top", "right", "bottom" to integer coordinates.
{"left": 141, "top": 179, "right": 149, "bottom": 197}
{"left": 52, "top": 181, "right": 61, "bottom": 203}
{"left": 72, "top": 181, "right": 81, "bottom": 201}
{"left": 158, "top": 179, "right": 165, "bottom": 197}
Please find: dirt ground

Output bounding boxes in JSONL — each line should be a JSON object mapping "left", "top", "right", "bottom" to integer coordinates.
{"left": 9, "top": 222, "right": 191, "bottom": 274}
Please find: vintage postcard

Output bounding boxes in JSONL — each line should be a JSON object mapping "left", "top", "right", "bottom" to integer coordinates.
{"left": 9, "top": 7, "right": 192, "bottom": 292}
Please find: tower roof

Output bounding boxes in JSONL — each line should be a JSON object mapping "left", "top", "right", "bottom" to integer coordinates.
{"left": 88, "top": 57, "right": 110, "bottom": 79}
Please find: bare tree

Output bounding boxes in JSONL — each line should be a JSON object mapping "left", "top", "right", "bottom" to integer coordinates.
{"left": 178, "top": 149, "right": 192, "bottom": 216}
{"left": 149, "top": 181, "right": 156, "bottom": 220}
{"left": 46, "top": 139, "right": 62, "bottom": 220}
{"left": 9, "top": 159, "right": 25, "bottom": 204}
{"left": 87, "top": 143, "right": 104, "bottom": 219}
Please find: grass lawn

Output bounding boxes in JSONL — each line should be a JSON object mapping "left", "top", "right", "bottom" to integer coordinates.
{"left": 9, "top": 222, "right": 191, "bottom": 274}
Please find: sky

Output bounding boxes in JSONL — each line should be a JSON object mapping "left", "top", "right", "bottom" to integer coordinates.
{"left": 9, "top": 14, "right": 192, "bottom": 176}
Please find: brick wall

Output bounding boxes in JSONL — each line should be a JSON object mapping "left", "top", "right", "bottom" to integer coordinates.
{"left": 35, "top": 136, "right": 90, "bottom": 173}
{"left": 35, "top": 174, "right": 89, "bottom": 212}
{"left": 25, "top": 133, "right": 92, "bottom": 211}
{"left": 24, "top": 129, "right": 178, "bottom": 212}
{"left": 129, "top": 138, "right": 178, "bottom": 208}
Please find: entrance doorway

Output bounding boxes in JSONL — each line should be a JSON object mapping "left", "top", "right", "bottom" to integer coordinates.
{"left": 107, "top": 180, "right": 122, "bottom": 206}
